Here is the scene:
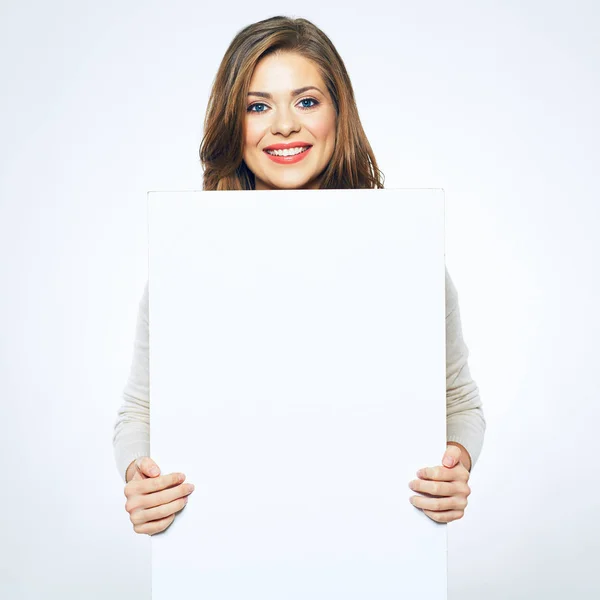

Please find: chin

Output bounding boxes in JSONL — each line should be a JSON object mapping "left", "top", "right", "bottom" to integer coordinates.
{"left": 262, "top": 173, "right": 315, "bottom": 190}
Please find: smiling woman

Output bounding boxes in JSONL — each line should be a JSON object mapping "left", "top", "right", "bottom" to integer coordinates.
{"left": 242, "top": 52, "right": 337, "bottom": 190}
{"left": 199, "top": 17, "right": 384, "bottom": 190}
{"left": 113, "top": 15, "right": 486, "bottom": 536}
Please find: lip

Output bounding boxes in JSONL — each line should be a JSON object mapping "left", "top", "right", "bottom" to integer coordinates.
{"left": 263, "top": 141, "right": 312, "bottom": 150}
{"left": 263, "top": 145, "right": 312, "bottom": 164}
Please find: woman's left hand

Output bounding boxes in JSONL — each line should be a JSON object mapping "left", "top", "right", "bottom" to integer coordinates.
{"left": 408, "top": 444, "right": 471, "bottom": 523}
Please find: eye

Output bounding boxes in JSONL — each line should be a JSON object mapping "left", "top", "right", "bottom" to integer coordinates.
{"left": 299, "top": 97, "right": 319, "bottom": 109}
{"left": 247, "top": 102, "right": 268, "bottom": 113}
{"left": 247, "top": 97, "right": 320, "bottom": 114}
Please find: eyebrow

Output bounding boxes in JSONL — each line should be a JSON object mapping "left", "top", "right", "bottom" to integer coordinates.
{"left": 247, "top": 86, "right": 323, "bottom": 99}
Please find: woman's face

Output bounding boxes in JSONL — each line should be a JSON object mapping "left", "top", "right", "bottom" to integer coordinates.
{"left": 243, "top": 51, "right": 337, "bottom": 190}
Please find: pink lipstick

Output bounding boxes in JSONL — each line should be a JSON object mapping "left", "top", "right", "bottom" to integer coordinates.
{"left": 263, "top": 142, "right": 313, "bottom": 165}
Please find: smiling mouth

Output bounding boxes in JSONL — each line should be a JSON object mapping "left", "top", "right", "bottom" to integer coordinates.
{"left": 263, "top": 145, "right": 313, "bottom": 164}
{"left": 264, "top": 146, "right": 312, "bottom": 157}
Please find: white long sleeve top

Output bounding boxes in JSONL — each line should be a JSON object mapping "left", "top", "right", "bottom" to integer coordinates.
{"left": 113, "top": 268, "right": 486, "bottom": 483}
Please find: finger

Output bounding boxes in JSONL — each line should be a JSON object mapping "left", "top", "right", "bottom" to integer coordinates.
{"left": 133, "top": 513, "right": 176, "bottom": 536}
{"left": 442, "top": 445, "right": 462, "bottom": 468}
{"left": 125, "top": 480, "right": 194, "bottom": 514}
{"left": 136, "top": 456, "right": 161, "bottom": 477}
{"left": 409, "top": 479, "right": 466, "bottom": 497}
{"left": 142, "top": 472, "right": 186, "bottom": 494}
{"left": 417, "top": 465, "right": 468, "bottom": 482}
{"left": 127, "top": 472, "right": 185, "bottom": 497}
{"left": 422, "top": 509, "right": 465, "bottom": 524}
{"left": 141, "top": 481, "right": 196, "bottom": 510}
{"left": 410, "top": 494, "right": 467, "bottom": 512}
{"left": 410, "top": 492, "right": 468, "bottom": 511}
{"left": 131, "top": 495, "right": 190, "bottom": 526}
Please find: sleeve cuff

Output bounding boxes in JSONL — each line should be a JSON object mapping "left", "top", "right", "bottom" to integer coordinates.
{"left": 114, "top": 437, "right": 150, "bottom": 483}
{"left": 446, "top": 426, "right": 485, "bottom": 471}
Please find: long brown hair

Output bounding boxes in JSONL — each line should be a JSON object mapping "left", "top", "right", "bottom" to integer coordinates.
{"left": 199, "top": 15, "right": 385, "bottom": 190}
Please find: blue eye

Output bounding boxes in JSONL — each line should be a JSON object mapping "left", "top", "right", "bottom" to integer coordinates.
{"left": 299, "top": 98, "right": 318, "bottom": 109}
{"left": 248, "top": 103, "right": 267, "bottom": 113}
{"left": 247, "top": 97, "right": 320, "bottom": 113}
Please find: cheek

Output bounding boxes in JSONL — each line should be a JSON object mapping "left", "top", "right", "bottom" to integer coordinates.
{"left": 244, "top": 119, "right": 263, "bottom": 149}
{"left": 307, "top": 112, "right": 336, "bottom": 143}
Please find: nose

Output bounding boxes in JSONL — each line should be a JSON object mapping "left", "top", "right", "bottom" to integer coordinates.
{"left": 270, "top": 105, "right": 300, "bottom": 136}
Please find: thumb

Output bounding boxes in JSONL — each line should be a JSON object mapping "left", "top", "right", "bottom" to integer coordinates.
{"left": 136, "top": 456, "right": 161, "bottom": 477}
{"left": 442, "top": 444, "right": 462, "bottom": 468}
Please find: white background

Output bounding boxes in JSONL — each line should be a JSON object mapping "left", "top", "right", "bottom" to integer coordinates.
{"left": 0, "top": 1, "right": 598, "bottom": 598}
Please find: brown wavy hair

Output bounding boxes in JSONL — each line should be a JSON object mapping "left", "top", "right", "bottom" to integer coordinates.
{"left": 199, "top": 15, "right": 385, "bottom": 190}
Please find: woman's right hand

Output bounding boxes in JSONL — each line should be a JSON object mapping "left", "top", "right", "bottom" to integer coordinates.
{"left": 124, "top": 456, "right": 195, "bottom": 535}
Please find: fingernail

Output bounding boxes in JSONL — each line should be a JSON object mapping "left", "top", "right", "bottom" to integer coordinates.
{"left": 150, "top": 466, "right": 159, "bottom": 475}
{"left": 443, "top": 456, "right": 455, "bottom": 467}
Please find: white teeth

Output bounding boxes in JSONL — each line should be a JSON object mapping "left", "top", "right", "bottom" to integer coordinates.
{"left": 265, "top": 146, "right": 309, "bottom": 157}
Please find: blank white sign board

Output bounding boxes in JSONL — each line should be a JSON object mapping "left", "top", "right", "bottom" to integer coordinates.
{"left": 148, "top": 188, "right": 447, "bottom": 599}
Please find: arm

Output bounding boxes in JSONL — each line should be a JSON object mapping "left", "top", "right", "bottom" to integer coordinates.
{"left": 445, "top": 267, "right": 486, "bottom": 471}
{"left": 113, "top": 280, "right": 151, "bottom": 483}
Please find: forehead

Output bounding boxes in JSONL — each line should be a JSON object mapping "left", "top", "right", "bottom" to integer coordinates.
{"left": 249, "top": 52, "right": 324, "bottom": 89}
